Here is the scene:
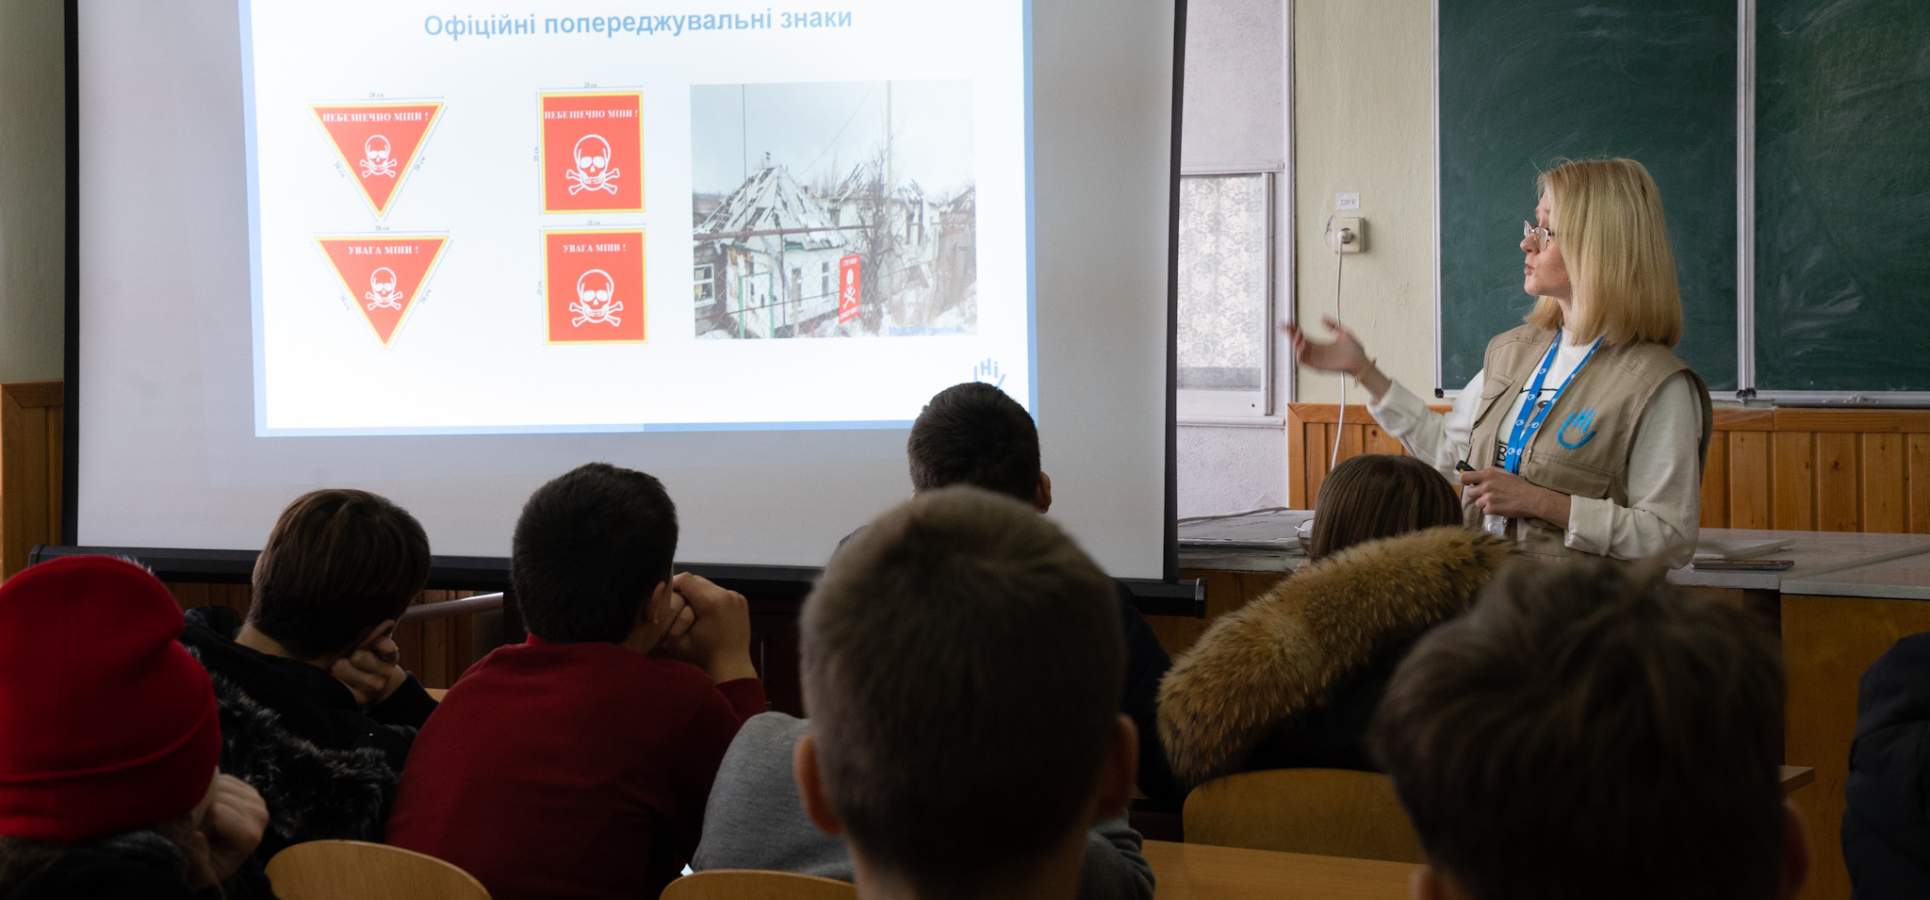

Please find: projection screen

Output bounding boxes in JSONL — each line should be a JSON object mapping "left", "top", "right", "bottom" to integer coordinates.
{"left": 69, "top": 0, "right": 1180, "bottom": 580}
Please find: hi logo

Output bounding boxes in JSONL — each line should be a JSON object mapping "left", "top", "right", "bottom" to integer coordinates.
{"left": 1557, "top": 408, "right": 1599, "bottom": 450}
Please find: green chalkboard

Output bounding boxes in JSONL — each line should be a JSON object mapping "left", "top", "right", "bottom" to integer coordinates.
{"left": 1755, "top": 0, "right": 1930, "bottom": 392}
{"left": 1438, "top": 0, "right": 1738, "bottom": 392}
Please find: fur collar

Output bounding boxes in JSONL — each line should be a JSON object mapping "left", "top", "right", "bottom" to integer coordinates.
{"left": 1157, "top": 527, "right": 1512, "bottom": 787}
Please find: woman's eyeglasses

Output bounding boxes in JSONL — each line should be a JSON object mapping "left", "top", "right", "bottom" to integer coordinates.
{"left": 1523, "top": 221, "right": 1556, "bottom": 249}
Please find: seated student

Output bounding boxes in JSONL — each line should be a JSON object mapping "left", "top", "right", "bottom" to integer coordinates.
{"left": 1157, "top": 454, "right": 1509, "bottom": 786}
{"left": 1371, "top": 559, "right": 1808, "bottom": 900}
{"left": 891, "top": 380, "right": 1180, "bottom": 808}
{"left": 694, "top": 532, "right": 1154, "bottom": 899}
{"left": 1844, "top": 632, "right": 1930, "bottom": 898}
{"left": 387, "top": 462, "right": 766, "bottom": 900}
{"left": 792, "top": 487, "right": 1139, "bottom": 900}
{"left": 179, "top": 488, "right": 435, "bottom": 860}
{"left": 0, "top": 557, "right": 271, "bottom": 899}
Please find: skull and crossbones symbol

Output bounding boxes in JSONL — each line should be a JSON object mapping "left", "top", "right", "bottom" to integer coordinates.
{"left": 364, "top": 267, "right": 404, "bottom": 311}
{"left": 359, "top": 135, "right": 398, "bottom": 179}
{"left": 565, "top": 135, "right": 620, "bottom": 195}
{"left": 569, "top": 268, "right": 622, "bottom": 327}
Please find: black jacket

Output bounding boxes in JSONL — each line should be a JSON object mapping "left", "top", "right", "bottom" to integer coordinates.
{"left": 1844, "top": 632, "right": 1930, "bottom": 900}
{"left": 178, "top": 607, "right": 437, "bottom": 862}
{"left": 0, "top": 829, "right": 273, "bottom": 900}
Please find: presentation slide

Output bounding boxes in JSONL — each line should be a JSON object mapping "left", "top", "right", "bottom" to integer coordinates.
{"left": 244, "top": 4, "right": 1031, "bottom": 434}
{"left": 77, "top": 0, "right": 1173, "bottom": 576}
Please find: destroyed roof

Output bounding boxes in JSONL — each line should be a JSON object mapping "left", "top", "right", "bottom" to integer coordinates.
{"left": 699, "top": 165, "right": 845, "bottom": 250}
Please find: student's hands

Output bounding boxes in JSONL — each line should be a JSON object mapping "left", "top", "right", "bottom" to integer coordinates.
{"left": 193, "top": 774, "right": 269, "bottom": 886}
{"left": 1460, "top": 467, "right": 1572, "bottom": 528}
{"left": 330, "top": 621, "right": 409, "bottom": 706}
{"left": 659, "top": 573, "right": 758, "bottom": 684}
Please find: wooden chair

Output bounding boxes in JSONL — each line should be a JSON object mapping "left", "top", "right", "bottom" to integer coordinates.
{"left": 660, "top": 870, "right": 857, "bottom": 900}
{"left": 265, "top": 840, "right": 490, "bottom": 900}
{"left": 1183, "top": 768, "right": 1426, "bottom": 863}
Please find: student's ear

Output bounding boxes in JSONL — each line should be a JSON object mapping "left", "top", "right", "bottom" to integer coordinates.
{"left": 794, "top": 734, "right": 845, "bottom": 836}
{"left": 622, "top": 579, "right": 678, "bottom": 655}
{"left": 1776, "top": 802, "right": 1810, "bottom": 900}
{"left": 1089, "top": 714, "right": 1138, "bottom": 820}
{"left": 1035, "top": 471, "right": 1053, "bottom": 513}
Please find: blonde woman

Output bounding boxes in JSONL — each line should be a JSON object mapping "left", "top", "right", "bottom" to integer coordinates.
{"left": 1288, "top": 158, "right": 1712, "bottom": 565}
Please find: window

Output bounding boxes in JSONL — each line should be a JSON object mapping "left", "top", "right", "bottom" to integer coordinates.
{"left": 1176, "top": 172, "right": 1272, "bottom": 417}
{"left": 821, "top": 261, "right": 832, "bottom": 297}
{"left": 694, "top": 264, "right": 715, "bottom": 306}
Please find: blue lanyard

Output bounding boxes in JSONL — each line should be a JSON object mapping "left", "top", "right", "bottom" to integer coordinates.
{"left": 1501, "top": 335, "right": 1603, "bottom": 474}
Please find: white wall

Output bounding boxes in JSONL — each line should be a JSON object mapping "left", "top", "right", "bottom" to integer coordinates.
{"left": 1177, "top": 422, "right": 1284, "bottom": 517}
{"left": 1175, "top": 0, "right": 1291, "bottom": 518}
{"left": 0, "top": 0, "right": 65, "bottom": 383}
{"left": 1293, "top": 0, "right": 1436, "bottom": 403}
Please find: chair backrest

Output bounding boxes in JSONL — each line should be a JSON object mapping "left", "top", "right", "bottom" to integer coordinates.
{"left": 265, "top": 840, "right": 490, "bottom": 900}
{"left": 1183, "top": 768, "right": 1426, "bottom": 863}
{"left": 660, "top": 870, "right": 857, "bottom": 900}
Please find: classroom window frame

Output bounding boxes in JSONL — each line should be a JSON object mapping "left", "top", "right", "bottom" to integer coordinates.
{"left": 1176, "top": 170, "right": 1278, "bottom": 420}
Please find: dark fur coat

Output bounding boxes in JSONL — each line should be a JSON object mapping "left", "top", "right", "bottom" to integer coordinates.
{"left": 1157, "top": 526, "right": 1512, "bottom": 787}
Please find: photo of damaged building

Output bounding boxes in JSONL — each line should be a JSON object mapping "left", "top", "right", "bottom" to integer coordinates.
{"left": 691, "top": 81, "right": 977, "bottom": 339}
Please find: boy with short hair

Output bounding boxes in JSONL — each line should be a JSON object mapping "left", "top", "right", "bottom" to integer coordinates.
{"left": 179, "top": 488, "right": 435, "bottom": 859}
{"left": 899, "top": 381, "right": 1178, "bottom": 807}
{"left": 387, "top": 463, "right": 765, "bottom": 900}
{"left": 1370, "top": 559, "right": 1809, "bottom": 900}
{"left": 794, "top": 487, "right": 1138, "bottom": 900}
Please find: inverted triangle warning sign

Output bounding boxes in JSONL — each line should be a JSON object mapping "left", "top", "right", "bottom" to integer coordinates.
{"left": 313, "top": 102, "right": 443, "bottom": 217}
{"left": 318, "top": 236, "right": 448, "bottom": 346}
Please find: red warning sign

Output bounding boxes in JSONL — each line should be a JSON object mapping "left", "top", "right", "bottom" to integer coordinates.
{"left": 317, "top": 236, "right": 448, "bottom": 346}
{"left": 545, "top": 230, "right": 645, "bottom": 343}
{"left": 838, "top": 255, "right": 863, "bottom": 324}
{"left": 313, "top": 102, "right": 443, "bottom": 218}
{"left": 541, "top": 92, "right": 644, "bottom": 214}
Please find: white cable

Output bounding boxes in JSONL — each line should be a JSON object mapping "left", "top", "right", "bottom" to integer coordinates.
{"left": 1329, "top": 220, "right": 1346, "bottom": 470}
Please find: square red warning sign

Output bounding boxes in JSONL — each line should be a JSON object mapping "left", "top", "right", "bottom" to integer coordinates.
{"left": 545, "top": 230, "right": 645, "bottom": 343}
{"left": 541, "top": 92, "right": 643, "bottom": 214}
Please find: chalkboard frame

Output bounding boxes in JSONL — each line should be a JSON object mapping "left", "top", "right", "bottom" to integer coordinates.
{"left": 1431, "top": 0, "right": 1930, "bottom": 406}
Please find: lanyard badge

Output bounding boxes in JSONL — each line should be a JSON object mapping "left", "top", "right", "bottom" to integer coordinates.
{"left": 1501, "top": 336, "right": 1603, "bottom": 475}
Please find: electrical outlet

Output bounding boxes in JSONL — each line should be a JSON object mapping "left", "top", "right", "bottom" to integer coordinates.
{"left": 1331, "top": 216, "right": 1364, "bottom": 254}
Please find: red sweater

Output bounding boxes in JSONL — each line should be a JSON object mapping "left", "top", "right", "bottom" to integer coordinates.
{"left": 386, "top": 637, "right": 766, "bottom": 900}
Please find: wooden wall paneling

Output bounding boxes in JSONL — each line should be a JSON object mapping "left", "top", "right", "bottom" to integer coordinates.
{"left": 0, "top": 383, "right": 63, "bottom": 580}
{"left": 1774, "top": 409, "right": 1930, "bottom": 434}
{"left": 1816, "top": 434, "right": 1861, "bottom": 532}
{"left": 1861, "top": 435, "right": 1906, "bottom": 533}
{"left": 1728, "top": 432, "right": 1772, "bottom": 529}
{"left": 1700, "top": 432, "right": 1729, "bottom": 528}
{"left": 1771, "top": 432, "right": 1815, "bottom": 530}
{"left": 1364, "top": 422, "right": 1404, "bottom": 456}
{"left": 1303, "top": 423, "right": 1332, "bottom": 510}
{"left": 1911, "top": 436, "right": 1930, "bottom": 534}
{"left": 44, "top": 405, "right": 61, "bottom": 542}
{"left": 1782, "top": 595, "right": 1930, "bottom": 900}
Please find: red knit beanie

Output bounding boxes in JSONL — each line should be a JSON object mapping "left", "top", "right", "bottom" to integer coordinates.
{"left": 0, "top": 556, "right": 221, "bottom": 841}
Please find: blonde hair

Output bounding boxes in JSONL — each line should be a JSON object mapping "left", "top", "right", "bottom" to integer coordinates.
{"left": 1525, "top": 158, "right": 1683, "bottom": 346}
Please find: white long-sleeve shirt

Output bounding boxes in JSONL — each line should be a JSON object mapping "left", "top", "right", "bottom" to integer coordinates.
{"left": 1366, "top": 336, "right": 1704, "bottom": 567}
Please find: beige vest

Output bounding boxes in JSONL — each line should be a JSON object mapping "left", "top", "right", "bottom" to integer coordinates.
{"left": 1463, "top": 324, "right": 1713, "bottom": 559}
